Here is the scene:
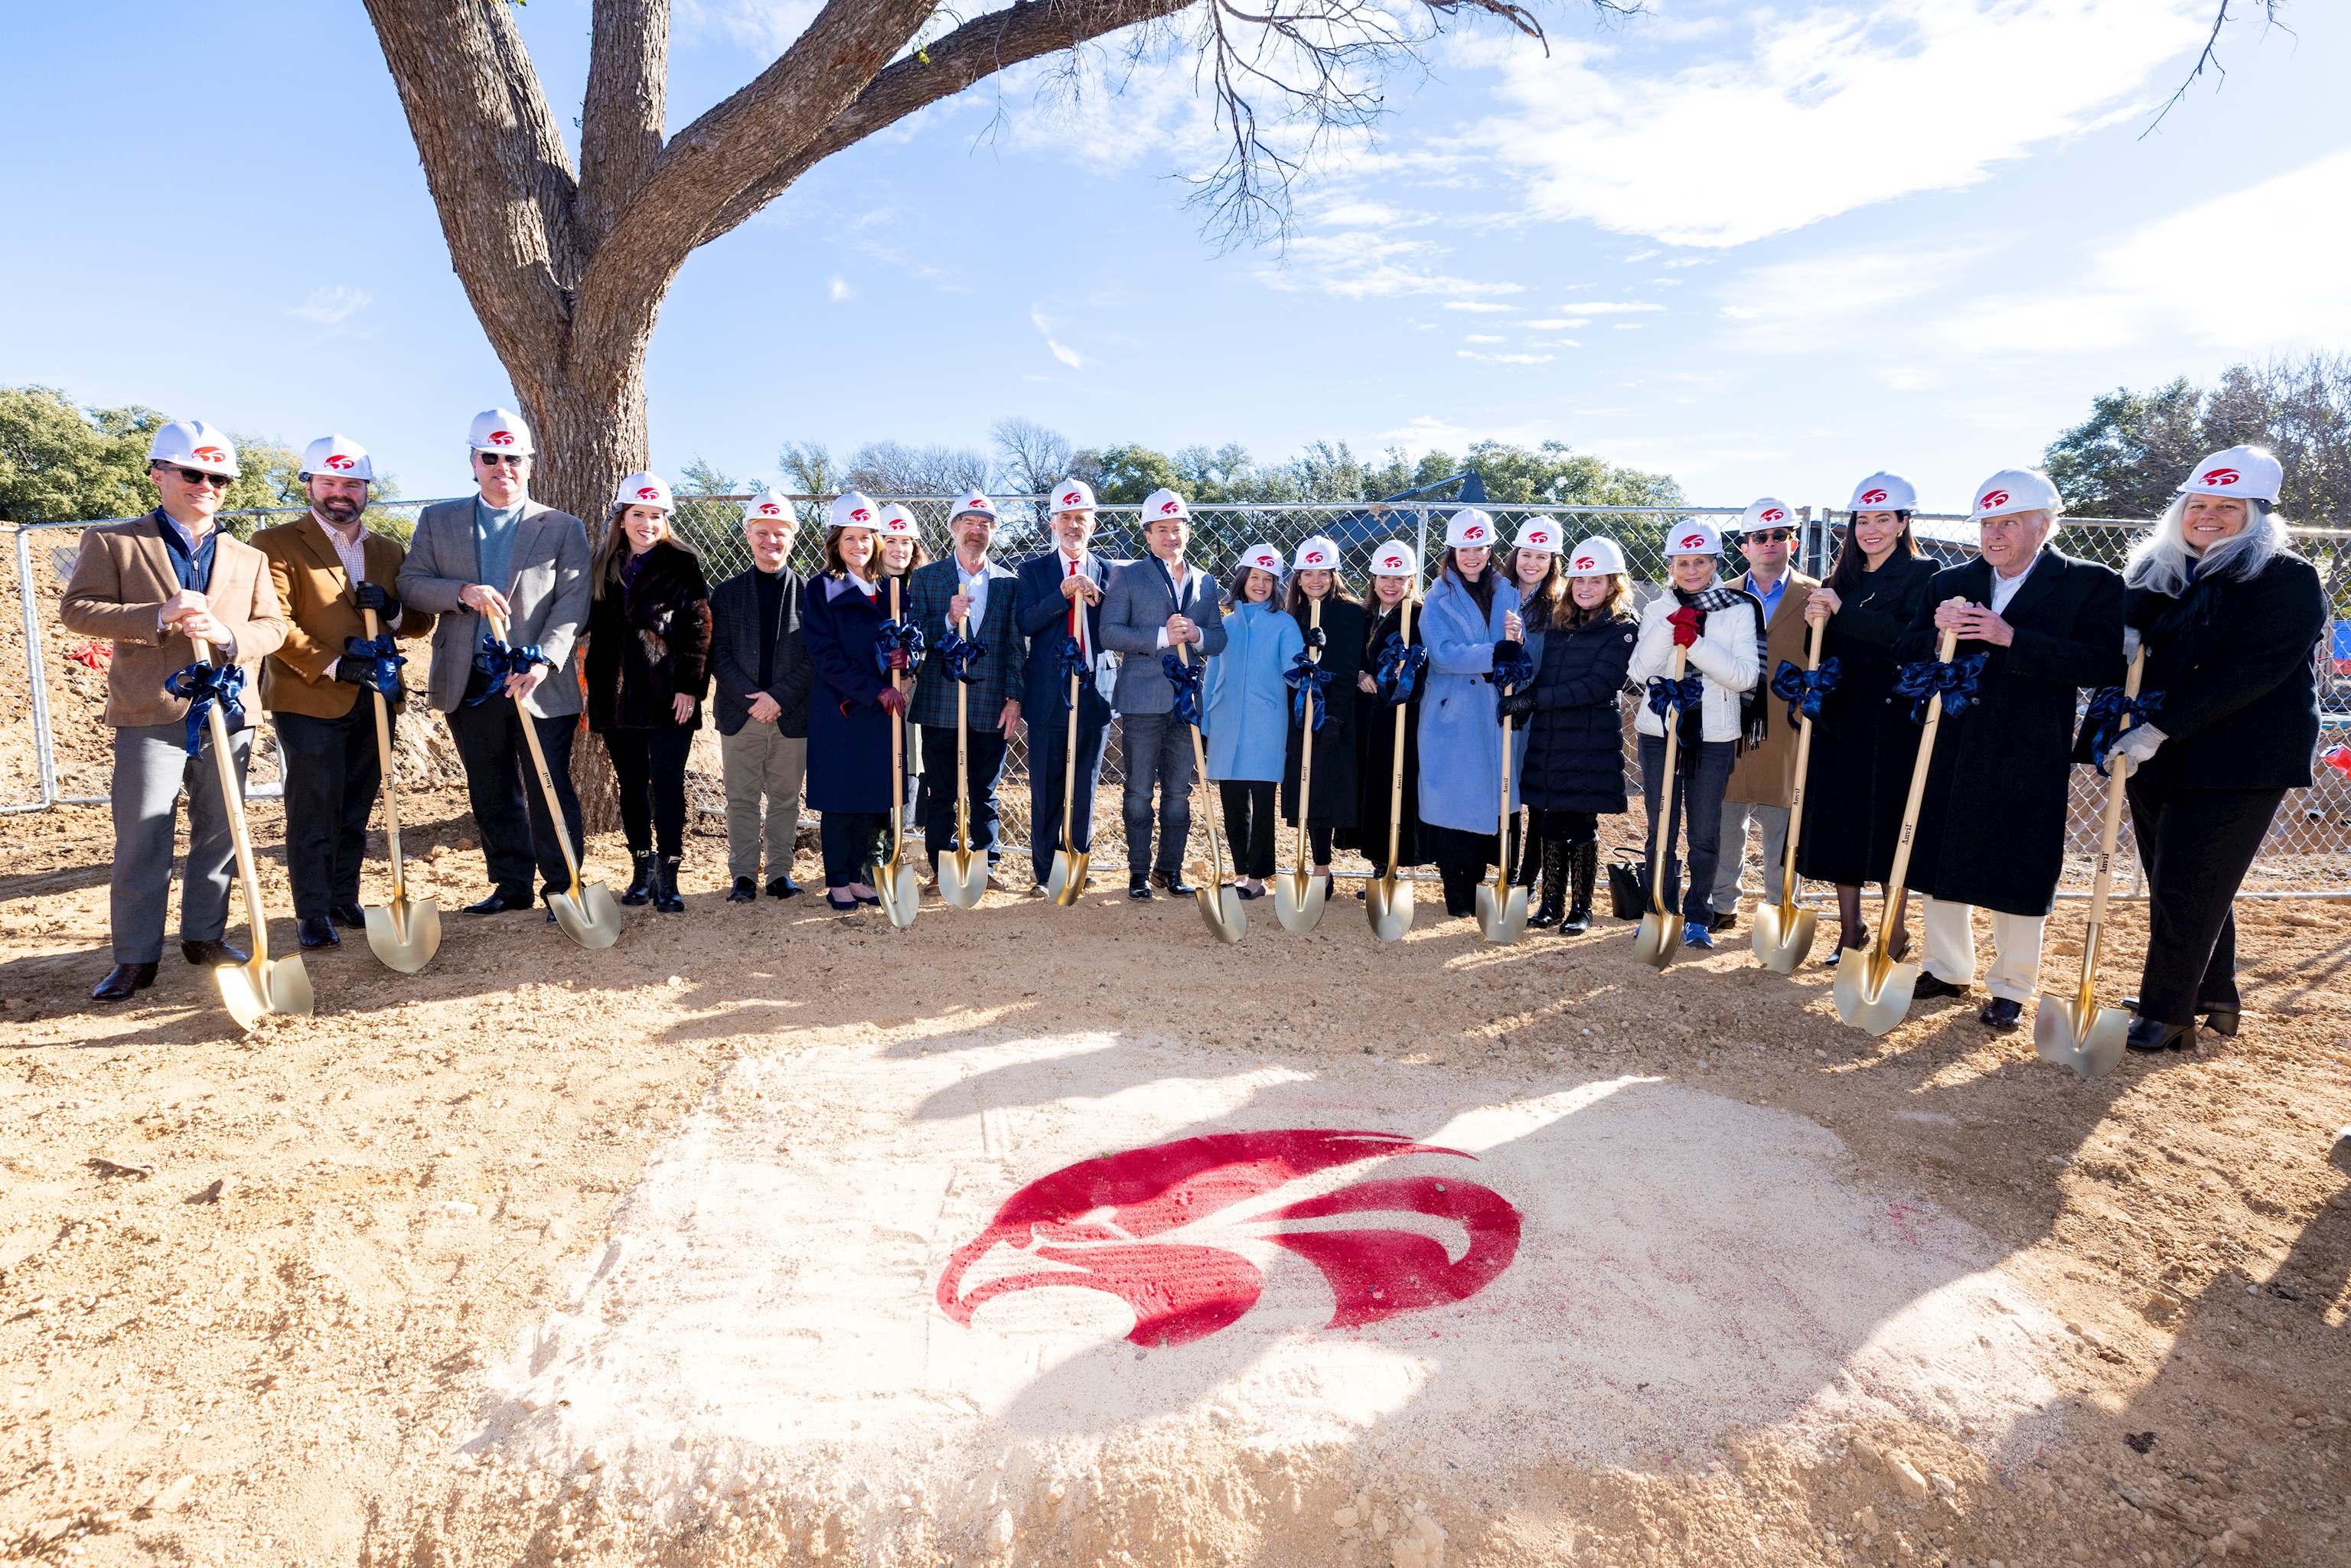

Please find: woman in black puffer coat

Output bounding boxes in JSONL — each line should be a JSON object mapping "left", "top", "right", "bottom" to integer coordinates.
{"left": 1507, "top": 541, "right": 1638, "bottom": 932}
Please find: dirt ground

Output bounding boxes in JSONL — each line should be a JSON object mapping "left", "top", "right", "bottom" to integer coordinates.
{"left": 2, "top": 755, "right": 2348, "bottom": 1568}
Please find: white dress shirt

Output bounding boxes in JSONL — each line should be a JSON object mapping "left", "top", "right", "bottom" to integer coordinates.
{"left": 1988, "top": 549, "right": 2040, "bottom": 615}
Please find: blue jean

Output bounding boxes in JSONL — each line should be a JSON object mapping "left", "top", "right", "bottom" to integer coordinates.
{"left": 1638, "top": 732, "right": 1736, "bottom": 924}
{"left": 1120, "top": 710, "right": 1197, "bottom": 875}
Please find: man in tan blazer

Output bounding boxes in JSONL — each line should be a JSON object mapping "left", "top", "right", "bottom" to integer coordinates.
{"left": 59, "top": 420, "right": 288, "bottom": 1002}
{"left": 252, "top": 435, "right": 434, "bottom": 950}
{"left": 1710, "top": 499, "right": 1818, "bottom": 930}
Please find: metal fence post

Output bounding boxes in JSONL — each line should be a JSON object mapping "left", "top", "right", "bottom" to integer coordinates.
{"left": 14, "top": 526, "right": 60, "bottom": 811}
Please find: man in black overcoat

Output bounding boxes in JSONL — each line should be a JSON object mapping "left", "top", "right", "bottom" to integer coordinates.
{"left": 1896, "top": 469, "right": 2124, "bottom": 1031}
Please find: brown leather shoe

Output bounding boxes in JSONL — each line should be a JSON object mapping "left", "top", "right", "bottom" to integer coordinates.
{"left": 91, "top": 962, "right": 158, "bottom": 1002}
{"left": 181, "top": 938, "right": 249, "bottom": 967}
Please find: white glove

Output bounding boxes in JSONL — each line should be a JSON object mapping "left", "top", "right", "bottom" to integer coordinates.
{"left": 2115, "top": 724, "right": 2165, "bottom": 770}
{"left": 2122, "top": 626, "right": 2141, "bottom": 662}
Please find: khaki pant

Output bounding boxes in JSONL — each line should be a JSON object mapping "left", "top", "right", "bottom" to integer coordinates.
{"left": 1920, "top": 896, "right": 2046, "bottom": 1003}
{"left": 719, "top": 725, "right": 807, "bottom": 882}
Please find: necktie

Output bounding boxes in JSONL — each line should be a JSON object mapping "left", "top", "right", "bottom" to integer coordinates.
{"left": 1065, "top": 556, "right": 1084, "bottom": 654}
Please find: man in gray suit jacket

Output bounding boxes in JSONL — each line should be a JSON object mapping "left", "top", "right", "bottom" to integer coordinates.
{"left": 394, "top": 408, "right": 591, "bottom": 917}
{"left": 1100, "top": 490, "right": 1228, "bottom": 899}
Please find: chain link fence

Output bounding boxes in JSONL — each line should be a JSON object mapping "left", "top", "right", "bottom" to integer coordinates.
{"left": 10, "top": 497, "right": 2350, "bottom": 898}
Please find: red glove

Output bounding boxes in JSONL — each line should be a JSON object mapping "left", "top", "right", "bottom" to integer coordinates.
{"left": 886, "top": 647, "right": 911, "bottom": 671}
{"left": 1668, "top": 605, "right": 1703, "bottom": 648}
{"left": 877, "top": 686, "right": 908, "bottom": 719}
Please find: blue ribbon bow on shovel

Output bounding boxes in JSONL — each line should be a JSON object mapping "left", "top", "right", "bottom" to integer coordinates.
{"left": 1284, "top": 647, "right": 1334, "bottom": 731}
{"left": 162, "top": 660, "right": 246, "bottom": 757}
{"left": 1490, "top": 651, "right": 1537, "bottom": 694}
{"left": 937, "top": 629, "right": 987, "bottom": 684}
{"left": 342, "top": 634, "right": 409, "bottom": 699}
{"left": 873, "top": 618, "right": 927, "bottom": 679}
{"left": 1770, "top": 656, "right": 1843, "bottom": 727}
{"left": 1372, "top": 633, "right": 1428, "bottom": 706}
{"left": 1054, "top": 634, "right": 1089, "bottom": 709}
{"left": 2082, "top": 685, "right": 2166, "bottom": 777}
{"left": 1892, "top": 651, "right": 1990, "bottom": 724}
{"left": 1645, "top": 671, "right": 1704, "bottom": 717}
{"left": 1162, "top": 650, "right": 1205, "bottom": 729}
{"left": 468, "top": 632, "right": 547, "bottom": 706}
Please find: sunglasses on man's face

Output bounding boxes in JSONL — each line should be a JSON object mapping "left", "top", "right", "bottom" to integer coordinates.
{"left": 160, "top": 466, "right": 232, "bottom": 489}
{"left": 1744, "top": 528, "right": 1793, "bottom": 543}
{"left": 476, "top": 452, "right": 527, "bottom": 468}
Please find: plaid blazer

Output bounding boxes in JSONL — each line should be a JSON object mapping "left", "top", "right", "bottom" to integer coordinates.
{"left": 904, "top": 556, "right": 1026, "bottom": 728}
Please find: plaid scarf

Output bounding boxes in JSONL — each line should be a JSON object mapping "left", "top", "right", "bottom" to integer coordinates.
{"left": 1673, "top": 582, "right": 1769, "bottom": 754}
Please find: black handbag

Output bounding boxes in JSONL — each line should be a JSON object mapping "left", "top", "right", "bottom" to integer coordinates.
{"left": 1607, "top": 846, "right": 1679, "bottom": 921}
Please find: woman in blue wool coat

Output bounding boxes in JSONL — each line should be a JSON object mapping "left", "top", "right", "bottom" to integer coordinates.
{"left": 1204, "top": 543, "right": 1303, "bottom": 898}
{"left": 800, "top": 491, "right": 908, "bottom": 911}
{"left": 1417, "top": 507, "right": 1526, "bottom": 919}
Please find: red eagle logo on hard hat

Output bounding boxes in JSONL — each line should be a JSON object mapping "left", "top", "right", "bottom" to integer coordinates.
{"left": 2201, "top": 467, "right": 2240, "bottom": 487}
{"left": 1860, "top": 488, "right": 1889, "bottom": 505}
{"left": 850, "top": 507, "right": 872, "bottom": 523}
{"left": 1379, "top": 555, "right": 1404, "bottom": 570}
{"left": 1462, "top": 525, "right": 1485, "bottom": 541}
{"left": 324, "top": 454, "right": 357, "bottom": 471}
{"left": 937, "top": 1130, "right": 1521, "bottom": 1348}
{"left": 1304, "top": 549, "right": 1326, "bottom": 564}
{"left": 1060, "top": 491, "right": 1083, "bottom": 507}
{"left": 637, "top": 487, "right": 660, "bottom": 500}
{"left": 1573, "top": 555, "right": 1596, "bottom": 570}
{"left": 1980, "top": 490, "right": 2009, "bottom": 510}
{"left": 1160, "top": 500, "right": 1182, "bottom": 515}
{"left": 1760, "top": 508, "right": 1785, "bottom": 523}
{"left": 1679, "top": 533, "right": 1707, "bottom": 549}
{"left": 487, "top": 430, "right": 515, "bottom": 446}
{"left": 758, "top": 502, "right": 782, "bottom": 516}
{"left": 192, "top": 446, "right": 228, "bottom": 464}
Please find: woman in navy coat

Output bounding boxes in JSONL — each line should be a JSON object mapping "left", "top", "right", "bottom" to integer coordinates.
{"left": 1417, "top": 509, "right": 1525, "bottom": 918}
{"left": 1205, "top": 546, "right": 1303, "bottom": 897}
{"left": 800, "top": 492, "right": 908, "bottom": 911}
{"left": 1342, "top": 540, "right": 1429, "bottom": 884}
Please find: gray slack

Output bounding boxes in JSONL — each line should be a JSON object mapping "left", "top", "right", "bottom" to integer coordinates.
{"left": 1712, "top": 800, "right": 1790, "bottom": 913}
{"left": 719, "top": 725, "right": 807, "bottom": 882}
{"left": 109, "top": 722, "right": 253, "bottom": 964}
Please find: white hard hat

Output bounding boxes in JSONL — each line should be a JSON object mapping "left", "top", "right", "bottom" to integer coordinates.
{"left": 615, "top": 471, "right": 673, "bottom": 512}
{"left": 1564, "top": 536, "right": 1627, "bottom": 577}
{"left": 2178, "top": 445, "right": 2283, "bottom": 506}
{"left": 148, "top": 419, "right": 240, "bottom": 478}
{"left": 829, "top": 491, "right": 880, "bottom": 532}
{"left": 1367, "top": 540, "right": 1419, "bottom": 578}
{"left": 1847, "top": 472, "right": 1916, "bottom": 513}
{"left": 1740, "top": 497, "right": 1793, "bottom": 533}
{"left": 1445, "top": 509, "right": 1497, "bottom": 549}
{"left": 876, "top": 502, "right": 919, "bottom": 537}
{"left": 1142, "top": 487, "right": 1191, "bottom": 524}
{"left": 1292, "top": 534, "right": 1339, "bottom": 571}
{"left": 950, "top": 490, "right": 998, "bottom": 522}
{"left": 299, "top": 434, "right": 373, "bottom": 482}
{"left": 468, "top": 407, "right": 534, "bottom": 455}
{"left": 1238, "top": 543, "right": 1284, "bottom": 575}
{"left": 1665, "top": 520, "right": 1722, "bottom": 558}
{"left": 744, "top": 490, "right": 796, "bottom": 523}
{"left": 1968, "top": 468, "right": 2063, "bottom": 522}
{"left": 1511, "top": 517, "right": 1562, "bottom": 553}
{"left": 1050, "top": 478, "right": 1097, "bottom": 515}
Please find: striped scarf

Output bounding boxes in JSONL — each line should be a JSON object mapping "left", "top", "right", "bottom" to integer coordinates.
{"left": 1673, "top": 583, "right": 1769, "bottom": 752}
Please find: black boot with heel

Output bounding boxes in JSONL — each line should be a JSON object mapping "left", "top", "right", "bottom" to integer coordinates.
{"left": 1528, "top": 840, "right": 1567, "bottom": 929}
{"left": 1561, "top": 841, "right": 1596, "bottom": 934}
{"left": 621, "top": 852, "right": 657, "bottom": 908}
{"left": 654, "top": 855, "right": 686, "bottom": 914}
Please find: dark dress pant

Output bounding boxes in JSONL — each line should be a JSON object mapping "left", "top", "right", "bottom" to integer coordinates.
{"left": 1028, "top": 706, "right": 1110, "bottom": 869}
{"left": 276, "top": 704, "right": 383, "bottom": 921}
{"left": 921, "top": 723, "right": 1009, "bottom": 866}
{"left": 1120, "top": 711, "right": 1195, "bottom": 875}
{"left": 1639, "top": 732, "right": 1736, "bottom": 923}
{"left": 2127, "top": 777, "right": 2284, "bottom": 1025}
{"left": 1218, "top": 780, "right": 1277, "bottom": 879}
{"left": 605, "top": 727, "right": 694, "bottom": 859}
{"left": 447, "top": 676, "right": 585, "bottom": 901}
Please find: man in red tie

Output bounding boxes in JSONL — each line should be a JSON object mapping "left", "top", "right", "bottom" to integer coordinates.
{"left": 1012, "top": 479, "right": 1118, "bottom": 895}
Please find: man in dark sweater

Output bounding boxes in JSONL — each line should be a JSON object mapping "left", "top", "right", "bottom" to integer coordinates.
{"left": 708, "top": 491, "right": 814, "bottom": 901}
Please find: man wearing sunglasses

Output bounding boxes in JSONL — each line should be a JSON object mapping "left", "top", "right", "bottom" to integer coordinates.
{"left": 1708, "top": 497, "right": 1818, "bottom": 932}
{"left": 396, "top": 408, "right": 592, "bottom": 920}
{"left": 60, "top": 420, "right": 289, "bottom": 1003}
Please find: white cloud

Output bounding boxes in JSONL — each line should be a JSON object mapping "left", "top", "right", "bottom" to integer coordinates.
{"left": 1470, "top": 0, "right": 2214, "bottom": 246}
{"left": 1571, "top": 302, "right": 1667, "bottom": 316}
{"left": 1464, "top": 334, "right": 1507, "bottom": 344}
{"left": 1030, "top": 309, "right": 1086, "bottom": 368}
{"left": 1715, "top": 243, "right": 1993, "bottom": 351}
{"left": 1524, "top": 318, "right": 1590, "bottom": 330}
{"left": 828, "top": 275, "right": 853, "bottom": 302}
{"left": 1262, "top": 233, "right": 1525, "bottom": 303}
{"left": 289, "top": 286, "right": 370, "bottom": 326}
{"left": 1442, "top": 301, "right": 1516, "bottom": 313}
{"left": 1458, "top": 350, "right": 1556, "bottom": 364}
{"left": 677, "top": 0, "right": 824, "bottom": 58}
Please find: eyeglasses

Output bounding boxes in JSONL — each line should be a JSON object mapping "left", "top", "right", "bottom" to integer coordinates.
{"left": 1743, "top": 528, "right": 1793, "bottom": 543}
{"left": 158, "top": 465, "right": 232, "bottom": 489}
{"left": 475, "top": 452, "right": 527, "bottom": 468}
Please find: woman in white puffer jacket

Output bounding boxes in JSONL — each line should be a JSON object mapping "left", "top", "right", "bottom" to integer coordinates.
{"left": 1626, "top": 520, "right": 1763, "bottom": 949}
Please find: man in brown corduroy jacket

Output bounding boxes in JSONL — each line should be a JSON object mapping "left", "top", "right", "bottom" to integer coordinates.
{"left": 1710, "top": 500, "right": 1818, "bottom": 930}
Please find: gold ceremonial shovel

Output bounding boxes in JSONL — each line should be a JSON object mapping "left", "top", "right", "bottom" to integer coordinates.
{"left": 1367, "top": 598, "right": 1417, "bottom": 942}
{"left": 2034, "top": 646, "right": 2145, "bottom": 1078}
{"left": 187, "top": 636, "right": 313, "bottom": 1028}
{"left": 1475, "top": 651, "right": 1530, "bottom": 946}
{"left": 1048, "top": 673, "right": 1088, "bottom": 905}
{"left": 1834, "top": 627, "right": 1960, "bottom": 1035}
{"left": 938, "top": 613, "right": 988, "bottom": 910}
{"left": 1274, "top": 595, "right": 1329, "bottom": 933}
{"left": 871, "top": 577, "right": 921, "bottom": 929}
{"left": 1751, "top": 616, "right": 1824, "bottom": 974}
{"left": 357, "top": 606, "right": 439, "bottom": 971}
{"left": 1176, "top": 641, "right": 1245, "bottom": 943}
{"left": 488, "top": 612, "right": 621, "bottom": 950}
{"left": 1629, "top": 644, "right": 1690, "bottom": 970}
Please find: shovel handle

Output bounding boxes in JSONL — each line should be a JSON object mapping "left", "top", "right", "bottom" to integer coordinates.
{"left": 1775, "top": 614, "right": 1825, "bottom": 918}
{"left": 1293, "top": 595, "right": 1321, "bottom": 885}
{"left": 1384, "top": 596, "right": 1412, "bottom": 890}
{"left": 1646, "top": 642, "right": 1689, "bottom": 917}
{"left": 1175, "top": 641, "right": 1229, "bottom": 893}
{"left": 487, "top": 611, "right": 587, "bottom": 897}
{"left": 360, "top": 606, "right": 409, "bottom": 905}
{"left": 1061, "top": 670, "right": 1081, "bottom": 856}
{"left": 2077, "top": 646, "right": 2146, "bottom": 1009}
{"left": 1869, "top": 626, "right": 1961, "bottom": 969}
{"left": 186, "top": 634, "right": 274, "bottom": 967}
{"left": 954, "top": 613, "right": 974, "bottom": 856}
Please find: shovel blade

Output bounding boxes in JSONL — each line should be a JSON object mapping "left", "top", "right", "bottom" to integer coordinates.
{"left": 218, "top": 953, "right": 313, "bottom": 1032}
{"left": 1273, "top": 869, "right": 1326, "bottom": 933}
{"left": 1051, "top": 851, "right": 1091, "bottom": 908}
{"left": 1475, "top": 882, "right": 1529, "bottom": 945}
{"left": 1833, "top": 953, "right": 1919, "bottom": 1037}
{"left": 1194, "top": 882, "right": 1247, "bottom": 944}
{"left": 549, "top": 882, "right": 623, "bottom": 950}
{"left": 2033, "top": 995, "right": 2130, "bottom": 1079}
{"left": 363, "top": 896, "right": 442, "bottom": 973}
{"left": 1367, "top": 875, "right": 1415, "bottom": 942}
{"left": 1629, "top": 908, "right": 1681, "bottom": 970}
{"left": 874, "top": 857, "right": 921, "bottom": 928}
{"left": 939, "top": 851, "right": 988, "bottom": 910}
{"left": 1749, "top": 901, "right": 1818, "bottom": 975}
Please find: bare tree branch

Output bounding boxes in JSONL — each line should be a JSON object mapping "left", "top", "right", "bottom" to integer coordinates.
{"left": 2142, "top": 0, "right": 2287, "bottom": 139}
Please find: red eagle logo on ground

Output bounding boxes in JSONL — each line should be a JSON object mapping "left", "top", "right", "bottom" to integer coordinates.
{"left": 937, "top": 1130, "right": 1521, "bottom": 1347}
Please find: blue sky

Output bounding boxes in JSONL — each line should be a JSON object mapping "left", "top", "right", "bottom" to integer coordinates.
{"left": 6, "top": 1, "right": 2345, "bottom": 514}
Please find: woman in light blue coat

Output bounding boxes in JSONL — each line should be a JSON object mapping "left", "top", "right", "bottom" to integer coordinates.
{"left": 1204, "top": 546, "right": 1303, "bottom": 897}
{"left": 1417, "top": 508, "right": 1526, "bottom": 918}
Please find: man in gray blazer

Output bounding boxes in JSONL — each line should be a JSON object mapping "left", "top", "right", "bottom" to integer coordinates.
{"left": 395, "top": 408, "right": 592, "bottom": 917}
{"left": 1100, "top": 489, "right": 1228, "bottom": 899}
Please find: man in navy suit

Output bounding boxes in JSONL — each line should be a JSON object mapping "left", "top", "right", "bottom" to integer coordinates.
{"left": 1012, "top": 479, "right": 1117, "bottom": 895}
{"left": 907, "top": 491, "right": 1027, "bottom": 887}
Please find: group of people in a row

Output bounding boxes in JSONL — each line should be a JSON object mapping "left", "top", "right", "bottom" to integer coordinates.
{"left": 64, "top": 409, "right": 2327, "bottom": 1055}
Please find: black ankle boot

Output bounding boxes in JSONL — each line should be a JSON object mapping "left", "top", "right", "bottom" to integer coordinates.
{"left": 1561, "top": 841, "right": 1596, "bottom": 933}
{"left": 654, "top": 855, "right": 685, "bottom": 914}
{"left": 1440, "top": 865, "right": 1474, "bottom": 919}
{"left": 1528, "top": 840, "right": 1567, "bottom": 928}
{"left": 621, "top": 851, "right": 657, "bottom": 907}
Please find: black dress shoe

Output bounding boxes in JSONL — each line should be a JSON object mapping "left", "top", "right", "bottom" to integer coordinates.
{"left": 2122, "top": 996, "right": 2239, "bottom": 1037}
{"left": 462, "top": 889, "right": 536, "bottom": 915}
{"left": 1153, "top": 869, "right": 1195, "bottom": 897}
{"left": 1128, "top": 874, "right": 1153, "bottom": 901}
{"left": 1911, "top": 973, "right": 1971, "bottom": 1000}
{"left": 729, "top": 877, "right": 758, "bottom": 904}
{"left": 765, "top": 875, "right": 802, "bottom": 900}
{"left": 90, "top": 962, "right": 158, "bottom": 1002}
{"left": 329, "top": 902, "right": 368, "bottom": 929}
{"left": 2126, "top": 1017, "right": 2195, "bottom": 1053}
{"left": 1978, "top": 996, "right": 2024, "bottom": 1032}
{"left": 1709, "top": 910, "right": 1739, "bottom": 933}
{"left": 182, "top": 938, "right": 248, "bottom": 967}
{"left": 298, "top": 916, "right": 341, "bottom": 950}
